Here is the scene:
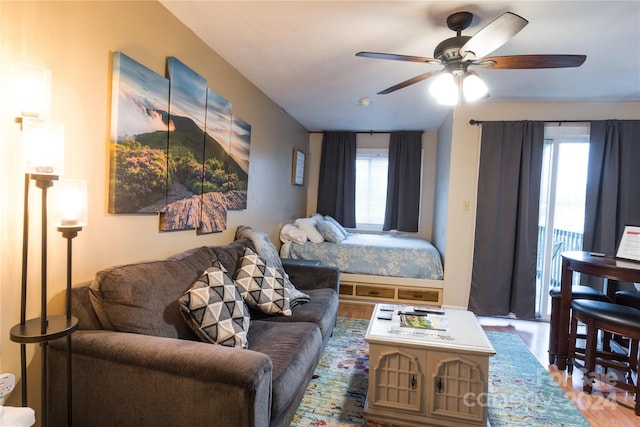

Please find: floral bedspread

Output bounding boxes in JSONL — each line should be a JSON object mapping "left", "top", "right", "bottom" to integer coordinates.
{"left": 281, "top": 233, "right": 443, "bottom": 279}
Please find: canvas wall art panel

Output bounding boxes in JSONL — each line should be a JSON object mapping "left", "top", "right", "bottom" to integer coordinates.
{"left": 159, "top": 57, "right": 208, "bottom": 232}
{"left": 108, "top": 53, "right": 250, "bottom": 235}
{"left": 228, "top": 115, "right": 251, "bottom": 210}
{"left": 198, "top": 88, "right": 233, "bottom": 234}
{"left": 108, "top": 52, "right": 170, "bottom": 214}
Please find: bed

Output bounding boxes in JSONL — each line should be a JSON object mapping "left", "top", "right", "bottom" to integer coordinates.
{"left": 279, "top": 217, "right": 445, "bottom": 305}
{"left": 280, "top": 232, "right": 444, "bottom": 280}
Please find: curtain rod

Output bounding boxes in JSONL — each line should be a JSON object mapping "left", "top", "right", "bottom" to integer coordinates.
{"left": 308, "top": 131, "right": 424, "bottom": 134}
{"left": 469, "top": 119, "right": 591, "bottom": 126}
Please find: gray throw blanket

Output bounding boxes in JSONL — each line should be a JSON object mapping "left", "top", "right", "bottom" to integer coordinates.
{"left": 235, "top": 225, "right": 311, "bottom": 307}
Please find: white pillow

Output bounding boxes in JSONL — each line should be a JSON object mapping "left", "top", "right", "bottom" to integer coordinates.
{"left": 280, "top": 223, "right": 308, "bottom": 244}
{"left": 294, "top": 218, "right": 324, "bottom": 243}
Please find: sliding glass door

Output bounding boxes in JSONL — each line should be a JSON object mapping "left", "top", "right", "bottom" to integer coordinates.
{"left": 536, "top": 124, "right": 590, "bottom": 319}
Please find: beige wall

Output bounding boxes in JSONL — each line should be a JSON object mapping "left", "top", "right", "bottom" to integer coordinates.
{"left": 0, "top": 0, "right": 308, "bottom": 416}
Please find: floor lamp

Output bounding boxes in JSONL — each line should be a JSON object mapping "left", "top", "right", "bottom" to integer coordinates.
{"left": 8, "top": 70, "right": 85, "bottom": 427}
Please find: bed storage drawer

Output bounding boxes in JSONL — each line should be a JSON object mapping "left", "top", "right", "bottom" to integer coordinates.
{"left": 340, "top": 281, "right": 443, "bottom": 306}
{"left": 397, "top": 288, "right": 440, "bottom": 303}
{"left": 339, "top": 283, "right": 354, "bottom": 296}
{"left": 356, "top": 285, "right": 395, "bottom": 299}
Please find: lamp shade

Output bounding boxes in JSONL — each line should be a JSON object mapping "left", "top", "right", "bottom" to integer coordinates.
{"left": 463, "top": 72, "right": 489, "bottom": 102}
{"left": 10, "top": 63, "right": 52, "bottom": 118}
{"left": 54, "top": 179, "right": 88, "bottom": 227}
{"left": 429, "top": 72, "right": 458, "bottom": 106}
{"left": 22, "top": 118, "right": 64, "bottom": 175}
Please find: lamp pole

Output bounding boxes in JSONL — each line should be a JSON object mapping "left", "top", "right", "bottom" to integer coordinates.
{"left": 58, "top": 225, "right": 82, "bottom": 427}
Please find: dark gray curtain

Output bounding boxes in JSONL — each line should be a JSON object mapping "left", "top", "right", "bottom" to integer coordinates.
{"left": 583, "top": 120, "right": 640, "bottom": 253}
{"left": 583, "top": 120, "right": 640, "bottom": 290}
{"left": 317, "top": 131, "right": 356, "bottom": 227}
{"left": 383, "top": 131, "right": 422, "bottom": 232}
{"left": 469, "top": 121, "right": 545, "bottom": 319}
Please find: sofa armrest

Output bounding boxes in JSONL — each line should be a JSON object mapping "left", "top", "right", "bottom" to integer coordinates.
{"left": 48, "top": 330, "right": 272, "bottom": 427}
{"left": 282, "top": 262, "right": 340, "bottom": 292}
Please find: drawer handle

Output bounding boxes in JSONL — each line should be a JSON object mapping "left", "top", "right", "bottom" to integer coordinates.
{"left": 368, "top": 291, "right": 380, "bottom": 296}
{"left": 437, "top": 378, "right": 443, "bottom": 393}
{"left": 410, "top": 374, "right": 417, "bottom": 390}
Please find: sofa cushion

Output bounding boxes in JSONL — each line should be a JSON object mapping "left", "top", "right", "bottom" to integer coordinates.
{"left": 209, "top": 238, "right": 255, "bottom": 275}
{"left": 234, "top": 248, "right": 292, "bottom": 316}
{"left": 178, "top": 260, "right": 250, "bottom": 348}
{"left": 247, "top": 320, "right": 322, "bottom": 417}
{"left": 88, "top": 246, "right": 216, "bottom": 339}
{"left": 248, "top": 288, "right": 338, "bottom": 342}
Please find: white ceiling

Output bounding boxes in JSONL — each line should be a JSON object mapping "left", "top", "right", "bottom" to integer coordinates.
{"left": 161, "top": 1, "right": 640, "bottom": 132}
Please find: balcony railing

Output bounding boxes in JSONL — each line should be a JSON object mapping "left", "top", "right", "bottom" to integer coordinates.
{"left": 537, "top": 226, "right": 584, "bottom": 288}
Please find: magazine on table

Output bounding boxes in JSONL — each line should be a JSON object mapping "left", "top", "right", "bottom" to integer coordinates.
{"left": 400, "top": 313, "right": 448, "bottom": 331}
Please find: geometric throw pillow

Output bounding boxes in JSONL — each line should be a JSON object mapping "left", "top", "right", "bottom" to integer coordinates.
{"left": 234, "top": 247, "right": 292, "bottom": 316}
{"left": 235, "top": 225, "right": 310, "bottom": 308}
{"left": 178, "top": 260, "right": 250, "bottom": 348}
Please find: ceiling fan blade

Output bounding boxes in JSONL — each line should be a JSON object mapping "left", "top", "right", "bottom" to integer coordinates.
{"left": 377, "top": 71, "right": 441, "bottom": 95}
{"left": 460, "top": 12, "right": 528, "bottom": 61}
{"left": 477, "top": 54, "right": 587, "bottom": 69}
{"left": 356, "top": 51, "right": 440, "bottom": 64}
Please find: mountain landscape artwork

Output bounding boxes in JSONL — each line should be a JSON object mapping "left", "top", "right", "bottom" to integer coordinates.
{"left": 109, "top": 51, "right": 170, "bottom": 214}
{"left": 229, "top": 115, "right": 251, "bottom": 211}
{"left": 159, "top": 56, "right": 207, "bottom": 231}
{"left": 108, "top": 52, "right": 251, "bottom": 234}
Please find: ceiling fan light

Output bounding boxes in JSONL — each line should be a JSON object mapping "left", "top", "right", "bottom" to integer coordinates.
{"left": 463, "top": 73, "right": 489, "bottom": 102}
{"left": 430, "top": 72, "right": 458, "bottom": 105}
{"left": 436, "top": 92, "right": 459, "bottom": 106}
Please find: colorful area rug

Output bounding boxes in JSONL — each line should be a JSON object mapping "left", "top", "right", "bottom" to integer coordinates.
{"left": 291, "top": 317, "right": 590, "bottom": 427}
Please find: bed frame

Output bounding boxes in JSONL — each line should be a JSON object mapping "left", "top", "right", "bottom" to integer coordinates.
{"left": 338, "top": 273, "right": 444, "bottom": 306}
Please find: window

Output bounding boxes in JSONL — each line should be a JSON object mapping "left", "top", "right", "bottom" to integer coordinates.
{"left": 355, "top": 148, "right": 388, "bottom": 230}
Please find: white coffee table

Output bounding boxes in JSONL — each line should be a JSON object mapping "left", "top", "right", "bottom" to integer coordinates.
{"left": 364, "top": 304, "right": 495, "bottom": 427}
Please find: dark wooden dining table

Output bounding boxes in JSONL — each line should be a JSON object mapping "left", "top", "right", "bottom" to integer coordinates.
{"left": 553, "top": 251, "right": 640, "bottom": 370}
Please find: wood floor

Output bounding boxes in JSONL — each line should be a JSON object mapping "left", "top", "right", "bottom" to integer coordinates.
{"left": 338, "top": 302, "right": 638, "bottom": 427}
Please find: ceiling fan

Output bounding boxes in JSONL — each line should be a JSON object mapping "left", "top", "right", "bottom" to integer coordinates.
{"left": 356, "top": 11, "right": 586, "bottom": 103}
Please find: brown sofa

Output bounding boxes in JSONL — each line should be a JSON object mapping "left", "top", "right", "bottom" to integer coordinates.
{"left": 47, "top": 238, "right": 340, "bottom": 427}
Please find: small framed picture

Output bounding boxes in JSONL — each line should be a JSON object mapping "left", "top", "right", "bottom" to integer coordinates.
{"left": 616, "top": 225, "right": 640, "bottom": 262}
{"left": 292, "top": 148, "right": 305, "bottom": 186}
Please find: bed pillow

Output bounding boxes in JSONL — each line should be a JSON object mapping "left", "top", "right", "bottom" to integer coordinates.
{"left": 324, "top": 215, "right": 349, "bottom": 238}
{"left": 234, "top": 248, "right": 292, "bottom": 316}
{"left": 316, "top": 219, "right": 345, "bottom": 243}
{"left": 294, "top": 217, "right": 324, "bottom": 243}
{"left": 178, "top": 260, "right": 250, "bottom": 348}
{"left": 310, "top": 213, "right": 324, "bottom": 223}
{"left": 280, "top": 223, "right": 308, "bottom": 244}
